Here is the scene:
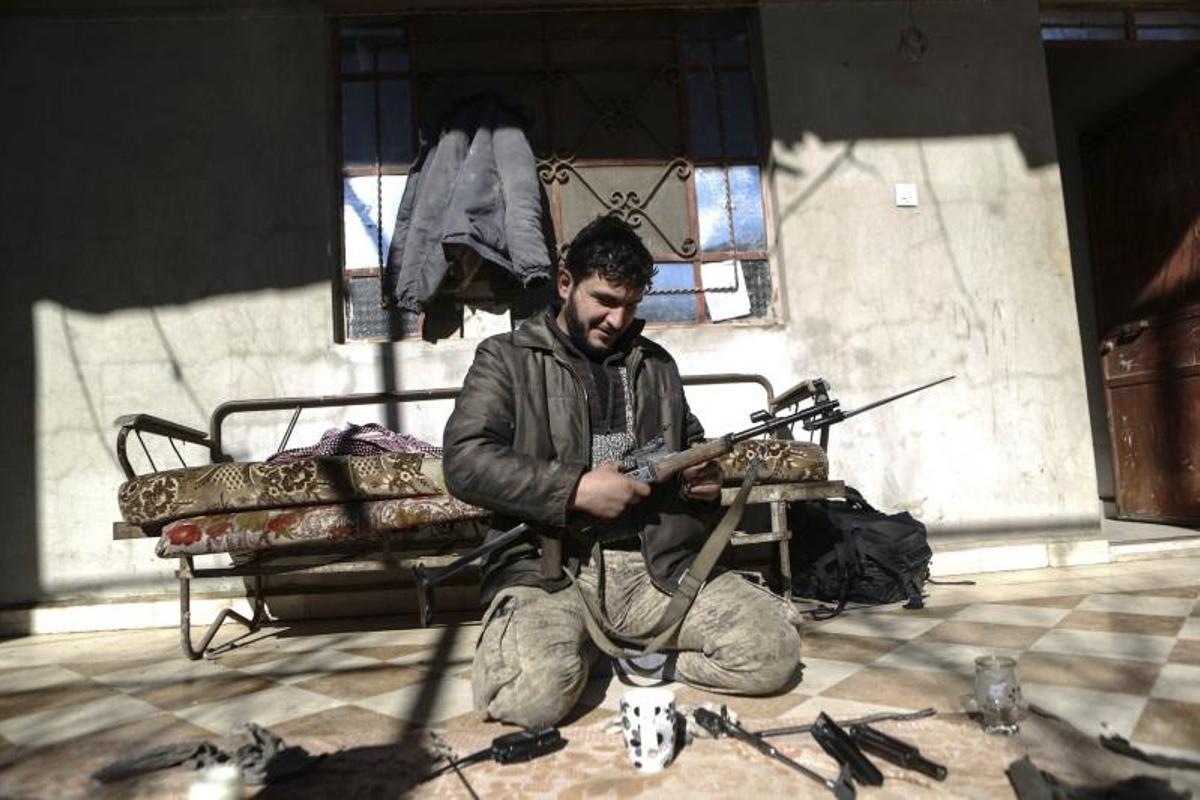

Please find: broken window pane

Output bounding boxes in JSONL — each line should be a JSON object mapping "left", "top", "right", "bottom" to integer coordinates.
{"left": 343, "top": 175, "right": 407, "bottom": 269}
{"left": 696, "top": 167, "right": 732, "bottom": 252}
{"left": 698, "top": 166, "right": 765, "bottom": 253}
{"left": 346, "top": 275, "right": 421, "bottom": 339}
{"left": 641, "top": 262, "right": 698, "bottom": 322}
{"left": 700, "top": 260, "right": 750, "bottom": 321}
{"left": 729, "top": 165, "right": 766, "bottom": 251}
{"left": 741, "top": 260, "right": 773, "bottom": 319}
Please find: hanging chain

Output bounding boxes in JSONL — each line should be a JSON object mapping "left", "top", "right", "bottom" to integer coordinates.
{"left": 646, "top": 282, "right": 736, "bottom": 296}
{"left": 373, "top": 47, "right": 384, "bottom": 272}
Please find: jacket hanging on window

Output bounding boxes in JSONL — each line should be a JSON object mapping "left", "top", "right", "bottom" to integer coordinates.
{"left": 382, "top": 95, "right": 552, "bottom": 313}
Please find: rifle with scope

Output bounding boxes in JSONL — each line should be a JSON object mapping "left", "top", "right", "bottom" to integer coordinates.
{"left": 412, "top": 375, "right": 955, "bottom": 626}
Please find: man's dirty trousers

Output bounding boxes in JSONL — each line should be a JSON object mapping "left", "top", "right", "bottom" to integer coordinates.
{"left": 472, "top": 550, "right": 803, "bottom": 728}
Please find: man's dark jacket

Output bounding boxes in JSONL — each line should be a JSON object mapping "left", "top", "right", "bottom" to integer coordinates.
{"left": 443, "top": 313, "right": 717, "bottom": 604}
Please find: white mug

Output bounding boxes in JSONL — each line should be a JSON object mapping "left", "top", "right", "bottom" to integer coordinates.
{"left": 619, "top": 687, "right": 677, "bottom": 773}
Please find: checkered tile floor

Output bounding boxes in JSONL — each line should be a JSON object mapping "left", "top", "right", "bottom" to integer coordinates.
{"left": 1, "top": 556, "right": 1199, "bottom": 797}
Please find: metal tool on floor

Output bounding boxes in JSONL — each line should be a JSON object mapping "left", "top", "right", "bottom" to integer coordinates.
{"left": 419, "top": 727, "right": 567, "bottom": 786}
{"left": 811, "top": 713, "right": 883, "bottom": 787}
{"left": 756, "top": 707, "right": 937, "bottom": 739}
{"left": 692, "top": 707, "right": 856, "bottom": 800}
{"left": 849, "top": 723, "right": 947, "bottom": 781}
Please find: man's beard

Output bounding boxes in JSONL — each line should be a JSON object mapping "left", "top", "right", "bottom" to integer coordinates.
{"left": 563, "top": 291, "right": 611, "bottom": 359}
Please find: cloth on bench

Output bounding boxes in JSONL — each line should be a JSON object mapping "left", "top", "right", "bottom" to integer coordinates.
{"left": 267, "top": 423, "right": 442, "bottom": 463}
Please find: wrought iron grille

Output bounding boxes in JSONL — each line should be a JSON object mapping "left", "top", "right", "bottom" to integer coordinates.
{"left": 338, "top": 10, "right": 773, "bottom": 341}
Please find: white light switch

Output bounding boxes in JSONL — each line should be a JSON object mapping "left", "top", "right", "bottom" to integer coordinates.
{"left": 895, "top": 183, "right": 918, "bottom": 207}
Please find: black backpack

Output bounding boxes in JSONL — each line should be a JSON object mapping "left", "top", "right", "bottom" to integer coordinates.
{"left": 789, "top": 487, "right": 933, "bottom": 618}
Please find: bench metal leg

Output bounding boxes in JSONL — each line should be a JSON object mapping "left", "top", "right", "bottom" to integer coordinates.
{"left": 179, "top": 557, "right": 266, "bottom": 660}
{"left": 771, "top": 500, "right": 792, "bottom": 603}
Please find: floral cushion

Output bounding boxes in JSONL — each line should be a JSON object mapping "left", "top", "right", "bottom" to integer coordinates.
{"left": 156, "top": 495, "right": 488, "bottom": 557}
{"left": 120, "top": 453, "right": 451, "bottom": 527}
{"left": 717, "top": 439, "right": 827, "bottom": 485}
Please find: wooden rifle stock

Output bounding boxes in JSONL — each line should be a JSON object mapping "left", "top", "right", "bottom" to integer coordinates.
{"left": 641, "top": 435, "right": 733, "bottom": 483}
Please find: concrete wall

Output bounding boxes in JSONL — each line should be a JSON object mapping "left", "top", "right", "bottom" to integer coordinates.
{"left": 0, "top": 0, "right": 1100, "bottom": 613}
{"left": 0, "top": 9, "right": 346, "bottom": 606}
{"left": 756, "top": 1, "right": 1097, "bottom": 539}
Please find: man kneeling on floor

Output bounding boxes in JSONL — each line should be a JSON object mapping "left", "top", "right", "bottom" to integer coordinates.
{"left": 443, "top": 215, "right": 802, "bottom": 728}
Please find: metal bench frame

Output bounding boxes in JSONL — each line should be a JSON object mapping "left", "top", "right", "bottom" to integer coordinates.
{"left": 113, "top": 374, "right": 842, "bottom": 659}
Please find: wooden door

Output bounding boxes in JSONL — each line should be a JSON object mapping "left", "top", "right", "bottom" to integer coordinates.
{"left": 1083, "top": 63, "right": 1200, "bottom": 523}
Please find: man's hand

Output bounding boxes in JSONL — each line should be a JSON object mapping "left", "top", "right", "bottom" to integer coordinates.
{"left": 680, "top": 459, "right": 723, "bottom": 503}
{"left": 570, "top": 462, "right": 651, "bottom": 520}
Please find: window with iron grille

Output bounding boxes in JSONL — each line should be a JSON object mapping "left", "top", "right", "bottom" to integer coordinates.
{"left": 336, "top": 10, "right": 774, "bottom": 341}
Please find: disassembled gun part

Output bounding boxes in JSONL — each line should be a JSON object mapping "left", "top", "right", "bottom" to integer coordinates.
{"left": 849, "top": 723, "right": 947, "bottom": 781}
{"left": 811, "top": 712, "right": 883, "bottom": 787}
{"left": 693, "top": 707, "right": 856, "bottom": 800}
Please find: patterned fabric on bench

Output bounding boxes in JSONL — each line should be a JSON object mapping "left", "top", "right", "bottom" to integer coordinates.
{"left": 718, "top": 439, "right": 827, "bottom": 485}
{"left": 120, "top": 453, "right": 451, "bottom": 526}
{"left": 134, "top": 441, "right": 824, "bottom": 559}
{"left": 156, "top": 495, "right": 488, "bottom": 557}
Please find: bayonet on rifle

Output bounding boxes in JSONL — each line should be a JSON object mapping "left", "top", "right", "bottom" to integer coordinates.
{"left": 620, "top": 375, "right": 956, "bottom": 482}
{"left": 800, "top": 375, "right": 956, "bottom": 432}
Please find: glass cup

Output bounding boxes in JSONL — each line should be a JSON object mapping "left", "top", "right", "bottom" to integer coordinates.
{"left": 974, "top": 655, "right": 1023, "bottom": 735}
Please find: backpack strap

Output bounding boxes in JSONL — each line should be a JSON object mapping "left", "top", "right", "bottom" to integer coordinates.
{"left": 571, "top": 459, "right": 762, "bottom": 658}
{"left": 899, "top": 565, "right": 926, "bottom": 610}
{"left": 808, "top": 536, "right": 859, "bottom": 620}
{"left": 860, "top": 550, "right": 926, "bottom": 610}
{"left": 841, "top": 485, "right": 877, "bottom": 513}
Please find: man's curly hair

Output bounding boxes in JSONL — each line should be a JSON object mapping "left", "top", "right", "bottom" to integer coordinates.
{"left": 564, "top": 215, "right": 657, "bottom": 290}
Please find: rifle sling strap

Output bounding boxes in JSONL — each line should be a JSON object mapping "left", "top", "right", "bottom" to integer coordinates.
{"left": 569, "top": 459, "right": 762, "bottom": 659}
